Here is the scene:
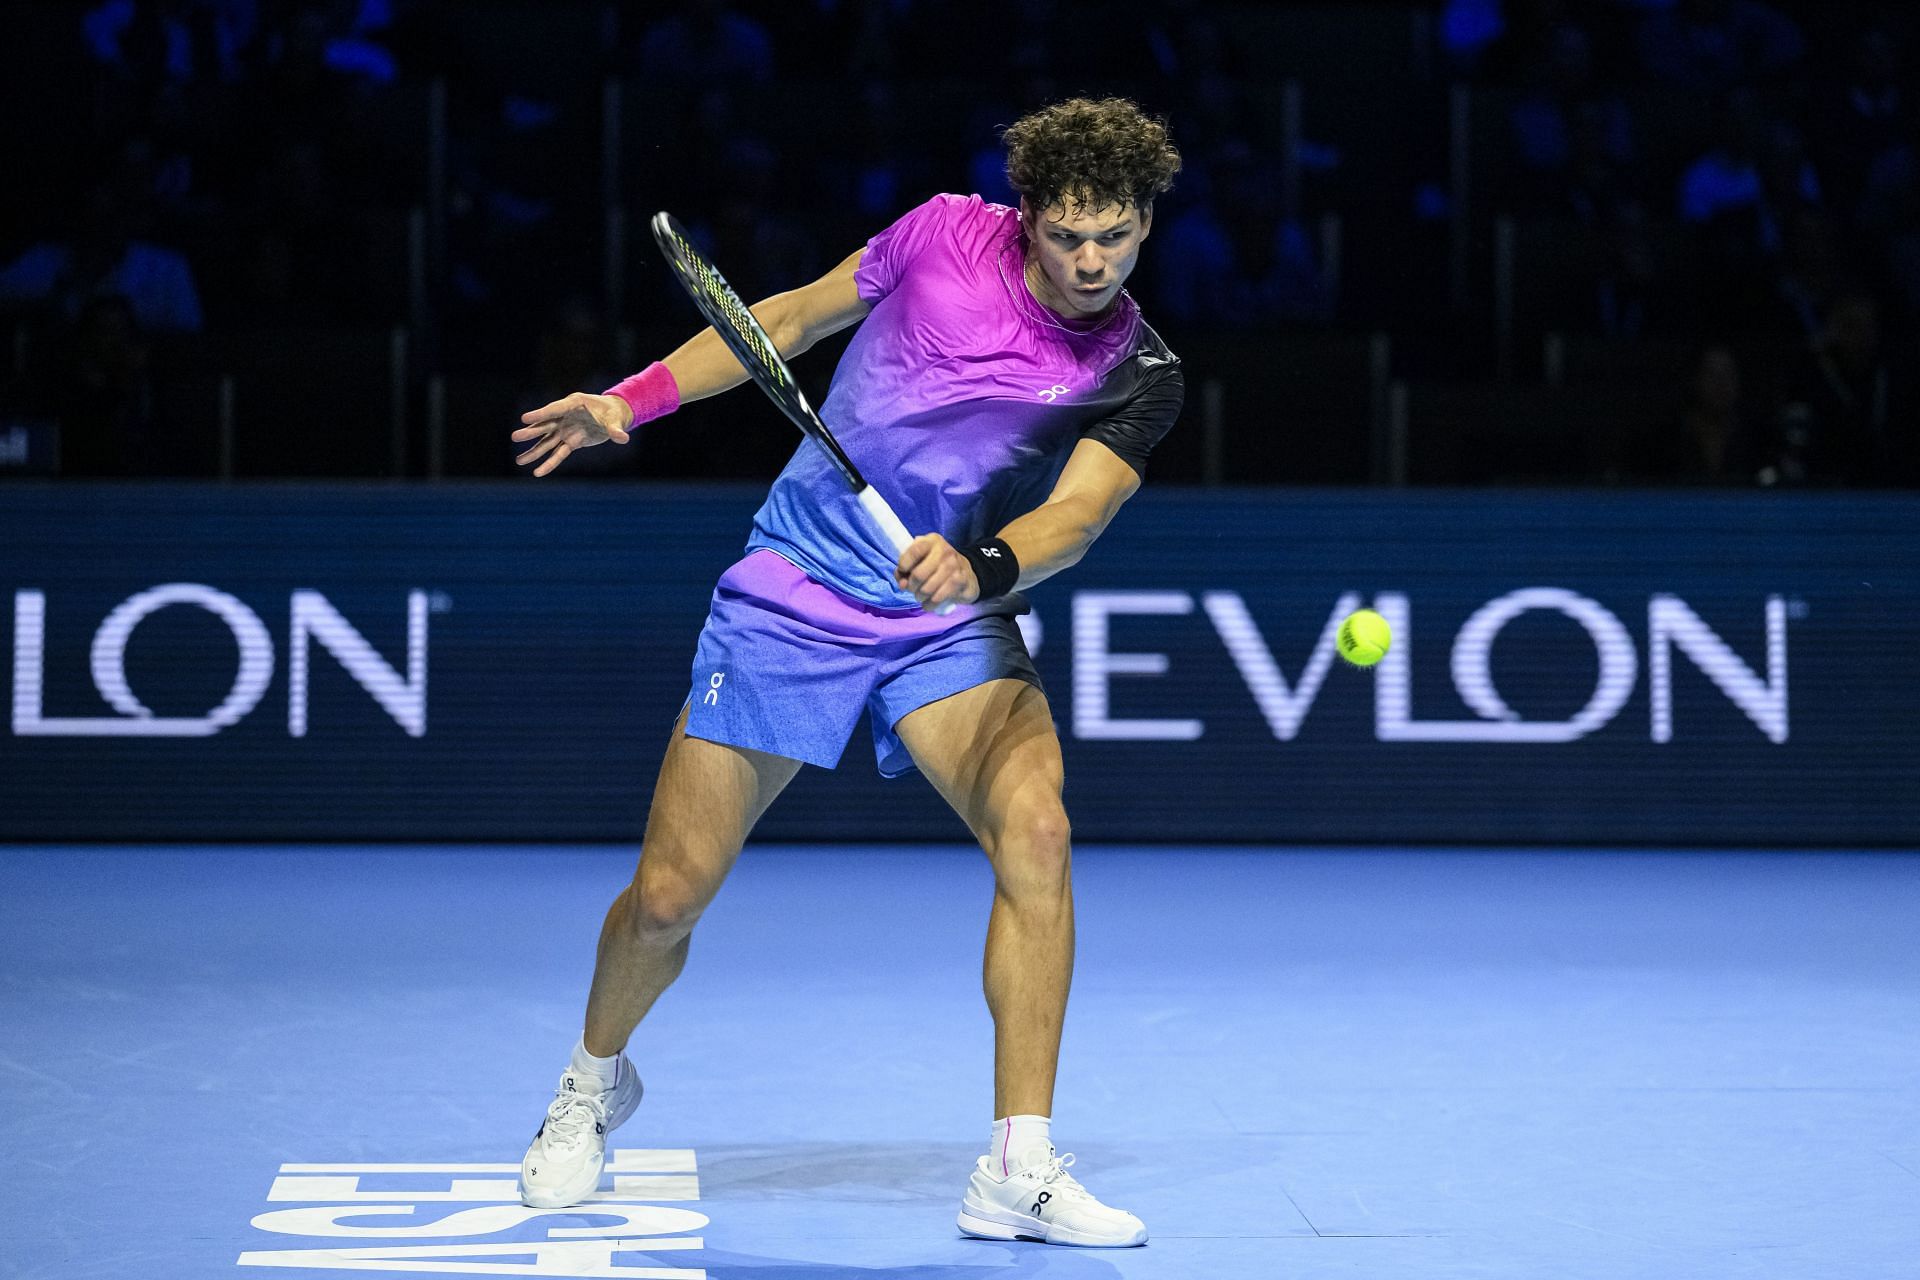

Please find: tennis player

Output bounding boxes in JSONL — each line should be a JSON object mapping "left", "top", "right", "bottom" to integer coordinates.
{"left": 510, "top": 98, "right": 1183, "bottom": 1248}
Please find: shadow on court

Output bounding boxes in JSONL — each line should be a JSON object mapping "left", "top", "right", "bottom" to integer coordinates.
{"left": 696, "top": 1142, "right": 1091, "bottom": 1195}
{"left": 670, "top": 1248, "right": 1123, "bottom": 1278}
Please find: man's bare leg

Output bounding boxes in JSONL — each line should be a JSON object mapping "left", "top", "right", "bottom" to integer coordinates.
{"left": 895, "top": 679, "right": 1072, "bottom": 1118}
{"left": 899, "top": 677, "right": 1144, "bottom": 1246}
{"left": 521, "top": 707, "right": 799, "bottom": 1208}
{"left": 583, "top": 706, "right": 802, "bottom": 1056}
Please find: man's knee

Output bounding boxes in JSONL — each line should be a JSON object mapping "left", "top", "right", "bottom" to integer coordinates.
{"left": 989, "top": 798, "right": 1072, "bottom": 900}
{"left": 626, "top": 852, "right": 716, "bottom": 945}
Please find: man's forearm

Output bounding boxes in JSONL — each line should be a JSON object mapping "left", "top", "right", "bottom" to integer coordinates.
{"left": 648, "top": 247, "right": 867, "bottom": 412}
{"left": 659, "top": 293, "right": 802, "bottom": 404}
{"left": 995, "top": 494, "right": 1114, "bottom": 591}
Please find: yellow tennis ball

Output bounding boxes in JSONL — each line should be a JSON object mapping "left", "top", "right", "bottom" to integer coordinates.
{"left": 1337, "top": 608, "right": 1391, "bottom": 668}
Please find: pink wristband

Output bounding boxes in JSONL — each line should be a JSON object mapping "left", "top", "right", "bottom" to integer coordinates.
{"left": 602, "top": 361, "right": 680, "bottom": 429}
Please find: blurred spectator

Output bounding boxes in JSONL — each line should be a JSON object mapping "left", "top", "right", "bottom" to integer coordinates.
{"left": 1440, "top": 0, "right": 1506, "bottom": 75}
{"left": 836, "top": 0, "right": 913, "bottom": 81}
{"left": 118, "top": 132, "right": 204, "bottom": 237}
{"left": 637, "top": 0, "right": 774, "bottom": 89}
{"left": 1768, "top": 208, "right": 1845, "bottom": 338}
{"left": 1595, "top": 199, "right": 1659, "bottom": 336}
{"left": 1509, "top": 23, "right": 1635, "bottom": 200}
{"left": 1134, "top": 0, "right": 1252, "bottom": 153}
{"left": 1006, "top": 0, "right": 1065, "bottom": 85}
{"left": 445, "top": 91, "right": 586, "bottom": 331}
{"left": 11, "top": 0, "right": 1913, "bottom": 487}
{"left": 1153, "top": 143, "right": 1332, "bottom": 326}
{"left": 847, "top": 82, "right": 913, "bottom": 222}
{"left": 1863, "top": 151, "right": 1920, "bottom": 325}
{"left": 1489, "top": 25, "right": 1665, "bottom": 337}
{"left": 86, "top": 0, "right": 397, "bottom": 95}
{"left": 1680, "top": 93, "right": 1824, "bottom": 332}
{"left": 233, "top": 139, "right": 366, "bottom": 325}
{"left": 1893, "top": 333, "right": 1920, "bottom": 485}
{"left": 304, "top": 0, "right": 400, "bottom": 87}
{"left": 1478, "top": 0, "right": 1585, "bottom": 85}
{"left": 1635, "top": 0, "right": 1804, "bottom": 94}
{"left": 0, "top": 182, "right": 203, "bottom": 335}
{"left": 1624, "top": 343, "right": 1770, "bottom": 484}
{"left": 237, "top": 1, "right": 397, "bottom": 123}
{"left": 220, "top": 0, "right": 406, "bottom": 222}
{"left": 1142, "top": 0, "right": 1234, "bottom": 85}
{"left": 84, "top": 0, "right": 261, "bottom": 86}
{"left": 1810, "top": 26, "right": 1911, "bottom": 229}
{"left": 964, "top": 104, "right": 1022, "bottom": 211}
{"left": 1777, "top": 293, "right": 1893, "bottom": 485}
{"left": 701, "top": 137, "right": 823, "bottom": 297}
{"left": 45, "top": 295, "right": 165, "bottom": 476}
{"left": 1678, "top": 93, "right": 1816, "bottom": 229}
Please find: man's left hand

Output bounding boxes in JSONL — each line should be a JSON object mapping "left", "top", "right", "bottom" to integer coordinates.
{"left": 895, "top": 534, "right": 978, "bottom": 612}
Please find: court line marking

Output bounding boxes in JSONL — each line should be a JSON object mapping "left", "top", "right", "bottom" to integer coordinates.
{"left": 280, "top": 1149, "right": 697, "bottom": 1174}
{"left": 268, "top": 1176, "right": 701, "bottom": 1203}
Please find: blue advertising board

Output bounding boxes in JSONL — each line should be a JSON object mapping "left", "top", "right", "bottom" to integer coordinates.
{"left": 2, "top": 483, "right": 1915, "bottom": 844}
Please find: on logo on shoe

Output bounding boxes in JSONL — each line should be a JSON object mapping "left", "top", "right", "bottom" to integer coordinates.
{"left": 238, "top": 1149, "right": 707, "bottom": 1277}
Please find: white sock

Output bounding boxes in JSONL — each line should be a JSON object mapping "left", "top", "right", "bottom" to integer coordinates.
{"left": 569, "top": 1036, "right": 621, "bottom": 1090}
{"left": 989, "top": 1114, "right": 1053, "bottom": 1177}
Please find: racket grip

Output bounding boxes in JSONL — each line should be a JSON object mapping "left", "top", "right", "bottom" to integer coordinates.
{"left": 856, "top": 484, "right": 913, "bottom": 555}
{"left": 855, "top": 485, "right": 955, "bottom": 617}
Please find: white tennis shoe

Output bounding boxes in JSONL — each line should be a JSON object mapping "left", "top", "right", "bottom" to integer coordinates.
{"left": 957, "top": 1150, "right": 1148, "bottom": 1247}
{"left": 518, "top": 1058, "right": 643, "bottom": 1208}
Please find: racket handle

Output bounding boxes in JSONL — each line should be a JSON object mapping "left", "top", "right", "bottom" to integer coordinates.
{"left": 855, "top": 485, "right": 955, "bottom": 617}
{"left": 856, "top": 484, "right": 913, "bottom": 556}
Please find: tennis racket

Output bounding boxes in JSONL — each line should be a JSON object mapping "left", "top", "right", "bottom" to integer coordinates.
{"left": 650, "top": 211, "right": 918, "bottom": 561}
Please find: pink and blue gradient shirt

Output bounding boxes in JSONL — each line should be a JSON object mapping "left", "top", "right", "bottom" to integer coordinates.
{"left": 746, "top": 193, "right": 1184, "bottom": 612}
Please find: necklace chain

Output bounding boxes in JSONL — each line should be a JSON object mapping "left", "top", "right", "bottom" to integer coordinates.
{"left": 996, "top": 234, "right": 1125, "bottom": 336}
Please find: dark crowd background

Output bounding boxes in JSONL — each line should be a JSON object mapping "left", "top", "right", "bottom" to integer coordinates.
{"left": 1, "top": 0, "right": 1916, "bottom": 489}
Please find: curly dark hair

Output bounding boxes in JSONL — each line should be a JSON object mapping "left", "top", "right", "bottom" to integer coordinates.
{"left": 1002, "top": 97, "right": 1182, "bottom": 215}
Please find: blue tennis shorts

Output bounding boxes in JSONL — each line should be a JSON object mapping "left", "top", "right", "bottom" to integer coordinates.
{"left": 683, "top": 550, "right": 1041, "bottom": 777}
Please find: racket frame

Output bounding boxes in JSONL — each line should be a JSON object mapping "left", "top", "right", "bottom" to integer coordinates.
{"left": 651, "top": 211, "right": 946, "bottom": 607}
{"left": 651, "top": 215, "right": 880, "bottom": 502}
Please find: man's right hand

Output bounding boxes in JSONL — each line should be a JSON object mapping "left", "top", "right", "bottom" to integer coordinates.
{"left": 512, "top": 392, "right": 633, "bottom": 477}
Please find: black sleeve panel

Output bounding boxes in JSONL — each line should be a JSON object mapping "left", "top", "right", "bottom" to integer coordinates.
{"left": 1078, "top": 358, "right": 1185, "bottom": 478}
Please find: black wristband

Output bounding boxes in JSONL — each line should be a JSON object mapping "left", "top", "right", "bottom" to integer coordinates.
{"left": 961, "top": 537, "right": 1020, "bottom": 601}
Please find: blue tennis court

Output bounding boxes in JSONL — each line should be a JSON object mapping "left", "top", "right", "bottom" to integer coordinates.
{"left": 6, "top": 844, "right": 1916, "bottom": 1279}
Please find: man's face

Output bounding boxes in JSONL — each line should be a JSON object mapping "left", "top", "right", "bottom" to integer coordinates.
{"left": 1022, "top": 197, "right": 1152, "bottom": 317}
